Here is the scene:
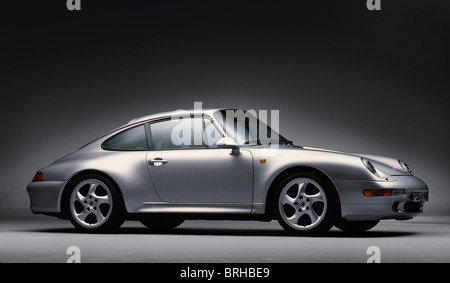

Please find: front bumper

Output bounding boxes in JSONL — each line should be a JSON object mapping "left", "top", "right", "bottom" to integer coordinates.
{"left": 26, "top": 181, "right": 66, "bottom": 214}
{"left": 336, "top": 175, "right": 429, "bottom": 221}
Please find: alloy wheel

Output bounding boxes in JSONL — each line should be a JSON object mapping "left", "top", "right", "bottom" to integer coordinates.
{"left": 69, "top": 179, "right": 113, "bottom": 229}
{"left": 278, "top": 177, "right": 328, "bottom": 231}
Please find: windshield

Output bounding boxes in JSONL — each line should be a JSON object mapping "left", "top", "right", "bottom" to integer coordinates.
{"left": 213, "top": 109, "right": 292, "bottom": 146}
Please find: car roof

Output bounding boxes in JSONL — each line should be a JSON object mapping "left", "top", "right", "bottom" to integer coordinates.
{"left": 127, "top": 108, "right": 231, "bottom": 125}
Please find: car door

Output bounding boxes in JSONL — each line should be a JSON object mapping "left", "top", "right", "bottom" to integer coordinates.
{"left": 146, "top": 116, "right": 253, "bottom": 204}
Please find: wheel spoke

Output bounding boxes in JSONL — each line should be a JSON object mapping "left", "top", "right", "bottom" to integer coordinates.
{"left": 88, "top": 183, "right": 98, "bottom": 196}
{"left": 307, "top": 192, "right": 322, "bottom": 200}
{"left": 282, "top": 194, "right": 295, "bottom": 206}
{"left": 75, "top": 191, "right": 86, "bottom": 203}
{"left": 296, "top": 181, "right": 307, "bottom": 199}
{"left": 93, "top": 208, "right": 105, "bottom": 223}
{"left": 76, "top": 209, "right": 90, "bottom": 222}
{"left": 94, "top": 195, "right": 110, "bottom": 206}
{"left": 288, "top": 210, "right": 303, "bottom": 224}
{"left": 306, "top": 208, "right": 319, "bottom": 224}
{"left": 308, "top": 195, "right": 323, "bottom": 206}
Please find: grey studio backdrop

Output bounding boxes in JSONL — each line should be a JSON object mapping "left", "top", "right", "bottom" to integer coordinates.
{"left": 1, "top": 0, "right": 449, "bottom": 219}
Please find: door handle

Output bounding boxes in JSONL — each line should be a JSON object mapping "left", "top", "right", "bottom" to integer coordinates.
{"left": 148, "top": 158, "right": 168, "bottom": 166}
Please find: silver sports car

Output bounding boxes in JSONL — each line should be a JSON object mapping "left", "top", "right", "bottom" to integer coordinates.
{"left": 27, "top": 108, "right": 429, "bottom": 235}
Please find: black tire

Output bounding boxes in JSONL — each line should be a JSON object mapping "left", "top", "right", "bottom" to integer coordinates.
{"left": 63, "top": 174, "right": 125, "bottom": 233}
{"left": 274, "top": 172, "right": 339, "bottom": 236}
{"left": 335, "top": 218, "right": 380, "bottom": 233}
{"left": 139, "top": 215, "right": 185, "bottom": 230}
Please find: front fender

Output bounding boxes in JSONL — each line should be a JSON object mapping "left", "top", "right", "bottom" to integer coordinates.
{"left": 248, "top": 147, "right": 388, "bottom": 210}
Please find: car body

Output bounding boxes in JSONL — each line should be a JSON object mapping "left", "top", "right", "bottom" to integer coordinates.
{"left": 27, "top": 108, "right": 429, "bottom": 235}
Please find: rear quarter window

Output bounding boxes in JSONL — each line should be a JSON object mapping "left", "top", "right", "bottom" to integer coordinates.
{"left": 101, "top": 125, "right": 149, "bottom": 151}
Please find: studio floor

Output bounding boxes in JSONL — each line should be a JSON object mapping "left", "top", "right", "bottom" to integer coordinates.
{"left": 1, "top": 215, "right": 449, "bottom": 263}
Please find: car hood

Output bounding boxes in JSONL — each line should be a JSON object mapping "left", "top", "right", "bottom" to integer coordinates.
{"left": 301, "top": 146, "right": 412, "bottom": 176}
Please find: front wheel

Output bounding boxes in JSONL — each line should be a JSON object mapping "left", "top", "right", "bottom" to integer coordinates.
{"left": 274, "top": 173, "right": 338, "bottom": 236}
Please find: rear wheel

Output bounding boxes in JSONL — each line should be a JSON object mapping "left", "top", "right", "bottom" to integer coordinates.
{"left": 64, "top": 174, "right": 125, "bottom": 233}
{"left": 274, "top": 173, "right": 338, "bottom": 236}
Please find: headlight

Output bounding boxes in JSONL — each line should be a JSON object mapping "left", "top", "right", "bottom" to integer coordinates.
{"left": 361, "top": 158, "right": 379, "bottom": 177}
{"left": 398, "top": 160, "right": 413, "bottom": 174}
{"left": 362, "top": 158, "right": 397, "bottom": 181}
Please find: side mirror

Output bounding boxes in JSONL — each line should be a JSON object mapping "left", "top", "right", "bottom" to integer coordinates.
{"left": 217, "top": 137, "right": 240, "bottom": 156}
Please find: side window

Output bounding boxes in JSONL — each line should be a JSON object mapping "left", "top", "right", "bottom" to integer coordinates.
{"left": 102, "top": 125, "right": 149, "bottom": 151}
{"left": 150, "top": 116, "right": 223, "bottom": 150}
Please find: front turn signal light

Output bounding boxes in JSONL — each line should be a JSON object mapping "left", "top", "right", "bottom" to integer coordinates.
{"left": 32, "top": 172, "right": 44, "bottom": 182}
{"left": 363, "top": 189, "right": 392, "bottom": 197}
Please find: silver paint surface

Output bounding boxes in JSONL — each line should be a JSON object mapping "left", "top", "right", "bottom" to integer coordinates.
{"left": 26, "top": 109, "right": 429, "bottom": 221}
